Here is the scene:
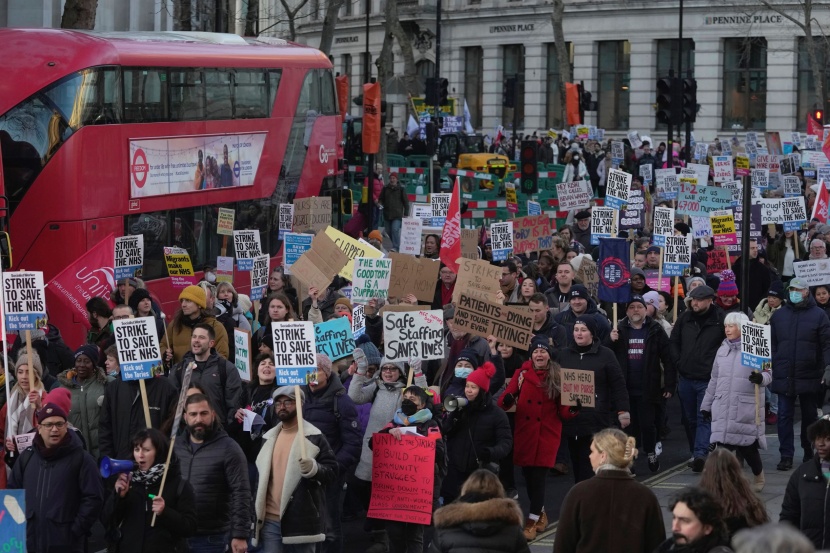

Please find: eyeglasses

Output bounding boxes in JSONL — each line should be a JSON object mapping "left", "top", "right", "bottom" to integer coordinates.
{"left": 274, "top": 399, "right": 295, "bottom": 408}
{"left": 381, "top": 367, "right": 399, "bottom": 373}
{"left": 41, "top": 421, "right": 67, "bottom": 430}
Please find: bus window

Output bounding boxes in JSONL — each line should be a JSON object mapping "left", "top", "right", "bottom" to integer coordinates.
{"left": 170, "top": 70, "right": 205, "bottom": 120}
{"left": 128, "top": 211, "right": 169, "bottom": 280}
{"left": 235, "top": 70, "right": 268, "bottom": 119}
{"left": 320, "top": 70, "right": 337, "bottom": 116}
{"left": 268, "top": 71, "right": 282, "bottom": 116}
{"left": 205, "top": 70, "right": 233, "bottom": 120}
{"left": 123, "top": 69, "right": 168, "bottom": 123}
{"left": 43, "top": 68, "right": 122, "bottom": 128}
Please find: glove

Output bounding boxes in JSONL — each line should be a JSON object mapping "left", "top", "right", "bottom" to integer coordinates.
{"left": 299, "top": 458, "right": 317, "bottom": 477}
{"left": 501, "top": 393, "right": 515, "bottom": 410}
{"left": 353, "top": 348, "right": 368, "bottom": 375}
{"left": 478, "top": 447, "right": 492, "bottom": 464}
{"left": 748, "top": 371, "right": 763, "bottom": 385}
{"left": 569, "top": 398, "right": 582, "bottom": 415}
{"left": 701, "top": 410, "right": 712, "bottom": 423}
{"left": 823, "top": 365, "right": 830, "bottom": 386}
{"left": 618, "top": 412, "right": 631, "bottom": 429}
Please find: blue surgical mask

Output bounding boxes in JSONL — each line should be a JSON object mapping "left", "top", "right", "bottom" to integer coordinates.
{"left": 789, "top": 290, "right": 804, "bottom": 304}
{"left": 454, "top": 366, "right": 474, "bottom": 379}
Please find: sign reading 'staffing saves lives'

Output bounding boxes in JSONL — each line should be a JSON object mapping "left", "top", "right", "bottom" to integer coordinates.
{"left": 112, "top": 317, "right": 163, "bottom": 380}
{"left": 114, "top": 235, "right": 144, "bottom": 280}
{"left": 2, "top": 271, "right": 46, "bottom": 331}
{"left": 272, "top": 321, "right": 317, "bottom": 385}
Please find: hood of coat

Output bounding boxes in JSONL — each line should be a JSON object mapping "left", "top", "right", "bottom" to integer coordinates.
{"left": 57, "top": 366, "right": 109, "bottom": 388}
{"left": 433, "top": 496, "right": 523, "bottom": 531}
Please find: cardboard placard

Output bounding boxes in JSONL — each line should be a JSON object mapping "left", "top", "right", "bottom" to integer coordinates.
{"left": 293, "top": 196, "right": 332, "bottom": 233}
{"left": 452, "top": 293, "right": 534, "bottom": 349}
{"left": 2, "top": 271, "right": 46, "bottom": 331}
{"left": 461, "top": 229, "right": 479, "bottom": 259}
{"left": 575, "top": 256, "right": 599, "bottom": 300}
{"left": 605, "top": 168, "right": 632, "bottom": 210}
{"left": 272, "top": 321, "right": 317, "bottom": 385}
{"left": 234, "top": 328, "right": 252, "bottom": 382}
{"left": 740, "top": 321, "right": 771, "bottom": 370}
{"left": 793, "top": 258, "right": 830, "bottom": 285}
{"left": 652, "top": 206, "right": 675, "bottom": 248}
{"left": 556, "top": 181, "right": 591, "bottom": 211}
{"left": 289, "top": 232, "right": 349, "bottom": 292}
{"left": 217, "top": 207, "right": 235, "bottom": 236}
{"left": 490, "top": 222, "right": 513, "bottom": 262}
{"left": 315, "top": 317, "right": 356, "bottom": 361}
{"left": 452, "top": 258, "right": 502, "bottom": 304}
{"left": 113, "top": 317, "right": 163, "bottom": 380}
{"left": 233, "top": 230, "right": 263, "bottom": 271}
{"left": 163, "top": 247, "right": 197, "bottom": 288}
{"left": 590, "top": 207, "right": 617, "bottom": 245}
{"left": 324, "top": 226, "right": 384, "bottom": 280}
{"left": 278, "top": 203, "right": 294, "bottom": 240}
{"left": 382, "top": 309, "right": 445, "bottom": 361}
{"left": 388, "top": 253, "right": 441, "bottom": 303}
{"left": 351, "top": 257, "right": 392, "bottom": 304}
{"left": 512, "top": 215, "right": 551, "bottom": 255}
{"left": 114, "top": 235, "right": 144, "bottom": 280}
{"left": 561, "top": 368, "right": 595, "bottom": 407}
{"left": 250, "top": 254, "right": 269, "bottom": 300}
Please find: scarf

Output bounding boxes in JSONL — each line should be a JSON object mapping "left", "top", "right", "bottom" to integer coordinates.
{"left": 33, "top": 431, "right": 71, "bottom": 458}
{"left": 131, "top": 463, "right": 166, "bottom": 486}
{"left": 393, "top": 407, "right": 433, "bottom": 426}
{"left": 6, "top": 387, "right": 37, "bottom": 437}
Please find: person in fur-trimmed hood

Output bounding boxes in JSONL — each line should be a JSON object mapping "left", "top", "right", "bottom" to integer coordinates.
{"left": 428, "top": 469, "right": 529, "bottom": 553}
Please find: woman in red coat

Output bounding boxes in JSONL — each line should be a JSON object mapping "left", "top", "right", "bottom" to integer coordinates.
{"left": 498, "top": 335, "right": 578, "bottom": 541}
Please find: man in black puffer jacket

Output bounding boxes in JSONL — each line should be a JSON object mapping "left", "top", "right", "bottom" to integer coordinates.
{"left": 175, "top": 393, "right": 251, "bottom": 553}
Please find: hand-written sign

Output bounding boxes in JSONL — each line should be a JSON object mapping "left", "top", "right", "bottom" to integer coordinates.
{"left": 2, "top": 271, "right": 46, "bottom": 331}
{"left": 490, "top": 222, "right": 513, "bottom": 262}
{"left": 691, "top": 215, "right": 713, "bottom": 239}
{"left": 278, "top": 203, "right": 294, "bottom": 240}
{"left": 233, "top": 230, "right": 263, "bottom": 271}
{"left": 324, "top": 226, "right": 383, "bottom": 280}
{"left": 512, "top": 215, "right": 551, "bottom": 255}
{"left": 453, "top": 293, "right": 534, "bottom": 349}
{"left": 293, "top": 196, "right": 332, "bottom": 233}
{"left": 707, "top": 249, "right": 730, "bottom": 274}
{"left": 760, "top": 198, "right": 784, "bottom": 225}
{"left": 388, "top": 253, "right": 441, "bottom": 303}
{"left": 367, "top": 432, "right": 438, "bottom": 525}
{"left": 793, "top": 258, "right": 830, "bottom": 286}
{"left": 163, "top": 247, "right": 197, "bottom": 288}
{"left": 114, "top": 235, "right": 144, "bottom": 280}
{"left": 560, "top": 368, "right": 595, "bottom": 407}
{"left": 605, "top": 168, "right": 632, "bottom": 210}
{"left": 575, "top": 256, "right": 599, "bottom": 300}
{"left": 461, "top": 229, "right": 479, "bottom": 259}
{"left": 452, "top": 258, "right": 502, "bottom": 304}
{"left": 113, "top": 317, "right": 163, "bottom": 380}
{"left": 272, "top": 321, "right": 317, "bottom": 385}
{"left": 399, "top": 218, "right": 424, "bottom": 256}
{"left": 676, "top": 192, "right": 702, "bottom": 217}
{"left": 556, "top": 181, "right": 591, "bottom": 211}
{"left": 351, "top": 257, "right": 392, "bottom": 304}
{"left": 234, "top": 328, "right": 251, "bottom": 382}
{"left": 713, "top": 156, "right": 733, "bottom": 182}
{"left": 383, "top": 310, "right": 445, "bottom": 361}
{"left": 217, "top": 207, "right": 235, "bottom": 236}
{"left": 620, "top": 188, "right": 645, "bottom": 230}
{"left": 315, "top": 317, "right": 356, "bottom": 361}
{"left": 591, "top": 207, "right": 617, "bottom": 245}
{"left": 740, "top": 321, "right": 771, "bottom": 370}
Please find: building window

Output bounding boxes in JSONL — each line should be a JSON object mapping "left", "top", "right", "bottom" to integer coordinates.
{"left": 341, "top": 54, "right": 352, "bottom": 80}
{"left": 655, "top": 39, "right": 695, "bottom": 130}
{"left": 597, "top": 41, "right": 630, "bottom": 130}
{"left": 723, "top": 38, "right": 767, "bottom": 130}
{"left": 797, "top": 37, "right": 830, "bottom": 131}
{"left": 343, "top": 0, "right": 352, "bottom": 15}
{"left": 464, "top": 47, "right": 483, "bottom": 129}
{"left": 545, "top": 42, "right": 573, "bottom": 130}
{"left": 502, "top": 45, "right": 525, "bottom": 131}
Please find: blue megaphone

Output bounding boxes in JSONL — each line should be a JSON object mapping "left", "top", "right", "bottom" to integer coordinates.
{"left": 100, "top": 457, "right": 138, "bottom": 478}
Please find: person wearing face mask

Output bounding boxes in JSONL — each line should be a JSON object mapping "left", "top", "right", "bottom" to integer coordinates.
{"left": 498, "top": 336, "right": 580, "bottom": 540}
{"left": 769, "top": 277, "right": 830, "bottom": 471}
{"left": 440, "top": 360, "right": 512, "bottom": 505}
{"left": 436, "top": 307, "right": 504, "bottom": 396}
{"left": 561, "top": 149, "right": 588, "bottom": 184}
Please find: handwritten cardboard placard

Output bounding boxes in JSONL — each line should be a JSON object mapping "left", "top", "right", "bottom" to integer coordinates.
{"left": 315, "top": 317, "right": 355, "bottom": 361}
{"left": 512, "top": 215, "right": 551, "bottom": 255}
{"left": 452, "top": 258, "right": 502, "bottom": 304}
{"left": 324, "top": 226, "right": 383, "bottom": 280}
{"left": 382, "top": 309, "right": 445, "bottom": 361}
{"left": 113, "top": 317, "right": 163, "bottom": 380}
{"left": 707, "top": 249, "right": 730, "bottom": 274}
{"left": 453, "top": 293, "right": 534, "bottom": 349}
{"left": 233, "top": 230, "right": 263, "bottom": 271}
{"left": 272, "top": 321, "right": 317, "bottom": 385}
{"left": 461, "top": 229, "right": 479, "bottom": 259}
{"left": 293, "top": 196, "right": 332, "bottom": 233}
{"left": 388, "top": 253, "right": 441, "bottom": 303}
{"left": 289, "top": 232, "right": 349, "bottom": 292}
{"left": 217, "top": 207, "right": 235, "bottom": 236}
{"left": 352, "top": 257, "right": 392, "bottom": 304}
{"left": 2, "top": 271, "right": 46, "bottom": 331}
{"left": 560, "top": 368, "right": 595, "bottom": 407}
{"left": 575, "top": 256, "right": 599, "bottom": 300}
{"left": 163, "top": 247, "right": 197, "bottom": 288}
{"left": 234, "top": 328, "right": 252, "bottom": 382}
{"left": 114, "top": 235, "right": 144, "bottom": 280}
{"left": 556, "top": 181, "right": 591, "bottom": 211}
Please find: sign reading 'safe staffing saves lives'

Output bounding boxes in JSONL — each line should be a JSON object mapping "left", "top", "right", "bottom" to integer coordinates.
{"left": 272, "top": 321, "right": 317, "bottom": 385}
{"left": 2, "top": 271, "right": 46, "bottom": 331}
{"left": 112, "top": 317, "right": 163, "bottom": 380}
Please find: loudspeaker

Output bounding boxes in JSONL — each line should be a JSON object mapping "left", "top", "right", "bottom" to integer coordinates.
{"left": 100, "top": 457, "right": 138, "bottom": 478}
{"left": 443, "top": 395, "right": 469, "bottom": 412}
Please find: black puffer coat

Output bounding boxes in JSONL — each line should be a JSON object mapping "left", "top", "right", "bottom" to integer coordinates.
{"left": 770, "top": 295, "right": 830, "bottom": 397}
{"left": 443, "top": 394, "right": 512, "bottom": 474}
{"left": 301, "top": 376, "right": 363, "bottom": 473}
{"left": 669, "top": 304, "right": 726, "bottom": 381}
{"left": 428, "top": 494, "right": 530, "bottom": 553}
{"left": 780, "top": 456, "right": 830, "bottom": 549}
{"left": 611, "top": 317, "right": 676, "bottom": 401}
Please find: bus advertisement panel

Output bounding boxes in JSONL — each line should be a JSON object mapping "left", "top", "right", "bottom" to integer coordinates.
{"left": 130, "top": 133, "right": 266, "bottom": 197}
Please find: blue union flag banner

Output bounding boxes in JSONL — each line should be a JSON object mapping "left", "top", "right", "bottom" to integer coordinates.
{"left": 598, "top": 238, "right": 631, "bottom": 303}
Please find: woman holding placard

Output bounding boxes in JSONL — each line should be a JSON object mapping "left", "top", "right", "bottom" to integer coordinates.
{"left": 1, "top": 353, "right": 46, "bottom": 457}
{"left": 700, "top": 312, "right": 770, "bottom": 492}
{"left": 252, "top": 293, "right": 297, "bottom": 353}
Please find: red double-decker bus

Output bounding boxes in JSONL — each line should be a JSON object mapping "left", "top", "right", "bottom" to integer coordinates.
{"left": 0, "top": 29, "right": 343, "bottom": 346}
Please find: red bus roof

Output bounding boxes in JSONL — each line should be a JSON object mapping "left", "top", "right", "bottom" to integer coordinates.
{"left": 0, "top": 28, "right": 332, "bottom": 116}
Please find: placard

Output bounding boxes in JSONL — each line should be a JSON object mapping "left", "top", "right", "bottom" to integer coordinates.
{"left": 452, "top": 293, "right": 534, "bottom": 349}
{"left": 781, "top": 196, "right": 807, "bottom": 231}
{"left": 367, "top": 432, "right": 438, "bottom": 525}
{"left": 216, "top": 256, "right": 234, "bottom": 284}
{"left": 707, "top": 249, "right": 730, "bottom": 273}
{"left": 0, "top": 490, "right": 26, "bottom": 545}
{"left": 794, "top": 258, "right": 830, "bottom": 285}
{"left": 590, "top": 207, "right": 617, "bottom": 245}
{"left": 382, "top": 309, "right": 445, "bottom": 361}
{"left": 639, "top": 163, "right": 653, "bottom": 186}
{"left": 556, "top": 181, "right": 591, "bottom": 211}
{"left": 250, "top": 254, "right": 269, "bottom": 300}
{"left": 352, "top": 304, "right": 366, "bottom": 339}
{"left": 163, "top": 247, "right": 197, "bottom": 288}
{"left": 293, "top": 196, "right": 332, "bottom": 233}
{"left": 627, "top": 130, "right": 642, "bottom": 149}
{"left": 324, "top": 226, "right": 384, "bottom": 280}
{"left": 490, "top": 222, "right": 513, "bottom": 262}
{"left": 655, "top": 169, "right": 678, "bottom": 200}
{"left": 760, "top": 198, "right": 784, "bottom": 225}
{"left": 740, "top": 321, "right": 771, "bottom": 370}
{"left": 388, "top": 254, "right": 441, "bottom": 303}
{"left": 505, "top": 182, "right": 518, "bottom": 214}
{"left": 699, "top": 186, "right": 733, "bottom": 213}
{"left": 752, "top": 168, "right": 770, "bottom": 189}
{"left": 644, "top": 269, "right": 671, "bottom": 293}
{"left": 452, "top": 257, "right": 502, "bottom": 304}
{"left": 233, "top": 230, "right": 263, "bottom": 271}
{"left": 217, "top": 207, "right": 235, "bottom": 236}
{"left": 676, "top": 192, "right": 702, "bottom": 217}
{"left": 560, "top": 368, "right": 595, "bottom": 407}
{"left": 315, "top": 317, "right": 356, "bottom": 361}
{"left": 398, "top": 218, "right": 424, "bottom": 256}
{"left": 234, "top": 328, "right": 252, "bottom": 382}
{"left": 512, "top": 215, "right": 551, "bottom": 255}
{"left": 710, "top": 209, "right": 737, "bottom": 247}
{"left": 691, "top": 215, "right": 713, "bottom": 239}
{"left": 605, "top": 168, "right": 632, "bottom": 210}
{"left": 575, "top": 256, "right": 599, "bottom": 300}
{"left": 461, "top": 229, "right": 479, "bottom": 260}
{"left": 283, "top": 232, "right": 313, "bottom": 274}
{"left": 527, "top": 200, "right": 542, "bottom": 216}
{"left": 783, "top": 176, "right": 802, "bottom": 197}
{"left": 620, "top": 188, "right": 645, "bottom": 230}
{"left": 713, "top": 156, "right": 733, "bottom": 183}
{"left": 735, "top": 155, "right": 751, "bottom": 176}
{"left": 114, "top": 235, "right": 144, "bottom": 280}
{"left": 688, "top": 163, "right": 710, "bottom": 186}
{"left": 431, "top": 193, "right": 452, "bottom": 227}
{"left": 272, "top": 321, "right": 317, "bottom": 385}
{"left": 278, "top": 203, "right": 294, "bottom": 240}
{"left": 113, "top": 317, "right": 163, "bottom": 380}
{"left": 663, "top": 235, "right": 692, "bottom": 277}
{"left": 351, "top": 257, "right": 392, "bottom": 304}
{"left": 289, "top": 232, "right": 349, "bottom": 292}
{"left": 694, "top": 142, "right": 709, "bottom": 162}
{"left": 2, "top": 271, "right": 46, "bottom": 331}
{"left": 611, "top": 141, "right": 625, "bottom": 165}
{"left": 652, "top": 206, "right": 675, "bottom": 247}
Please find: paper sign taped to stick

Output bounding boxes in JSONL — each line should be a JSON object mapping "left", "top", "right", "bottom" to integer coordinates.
{"left": 740, "top": 321, "right": 771, "bottom": 370}
{"left": 591, "top": 207, "right": 617, "bottom": 245}
{"left": 452, "top": 258, "right": 502, "bottom": 304}
{"left": 272, "top": 321, "right": 317, "bottom": 385}
{"left": 217, "top": 207, "right": 235, "bottom": 236}
{"left": 388, "top": 254, "right": 441, "bottom": 303}
{"left": 382, "top": 310, "right": 445, "bottom": 361}
{"left": 490, "top": 222, "right": 513, "bottom": 262}
{"left": 163, "top": 247, "right": 197, "bottom": 288}
{"left": 560, "top": 368, "right": 595, "bottom": 407}
{"left": 113, "top": 317, "right": 163, "bottom": 380}
{"left": 605, "top": 169, "right": 632, "bottom": 210}
{"left": 351, "top": 257, "right": 392, "bottom": 304}
{"left": 250, "top": 254, "right": 269, "bottom": 301}
{"left": 367, "top": 432, "right": 438, "bottom": 525}
{"left": 794, "top": 258, "right": 830, "bottom": 285}
{"left": 512, "top": 215, "right": 551, "bottom": 255}
{"left": 453, "top": 293, "right": 534, "bottom": 349}
{"left": 315, "top": 317, "right": 356, "bottom": 361}
{"left": 233, "top": 230, "right": 263, "bottom": 271}
{"left": 289, "top": 233, "right": 349, "bottom": 293}
{"left": 324, "top": 226, "right": 383, "bottom": 280}
{"left": 114, "top": 235, "right": 144, "bottom": 280}
{"left": 400, "top": 218, "right": 424, "bottom": 256}
{"left": 556, "top": 181, "right": 591, "bottom": 211}
{"left": 3, "top": 271, "right": 46, "bottom": 331}
{"left": 234, "top": 328, "right": 252, "bottom": 382}
{"left": 278, "top": 203, "right": 294, "bottom": 240}
{"left": 293, "top": 196, "right": 331, "bottom": 233}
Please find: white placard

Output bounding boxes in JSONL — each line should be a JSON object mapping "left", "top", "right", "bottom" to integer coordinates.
{"left": 2, "top": 271, "right": 46, "bottom": 331}
{"left": 351, "top": 257, "right": 392, "bottom": 304}
{"left": 278, "top": 203, "right": 294, "bottom": 240}
{"left": 114, "top": 235, "right": 144, "bottom": 280}
{"left": 113, "top": 317, "right": 163, "bottom": 380}
{"left": 272, "top": 321, "right": 317, "bottom": 385}
{"left": 234, "top": 328, "right": 252, "bottom": 382}
{"left": 400, "top": 218, "right": 424, "bottom": 256}
{"left": 652, "top": 206, "right": 675, "bottom": 247}
{"left": 382, "top": 310, "right": 445, "bottom": 361}
{"left": 556, "top": 181, "right": 592, "bottom": 211}
{"left": 233, "top": 230, "right": 263, "bottom": 270}
{"left": 490, "top": 222, "right": 514, "bottom": 261}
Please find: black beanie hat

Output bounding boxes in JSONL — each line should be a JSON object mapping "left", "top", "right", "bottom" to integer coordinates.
{"left": 128, "top": 288, "right": 152, "bottom": 313}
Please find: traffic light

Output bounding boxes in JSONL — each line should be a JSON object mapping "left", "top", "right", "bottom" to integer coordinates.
{"left": 520, "top": 140, "right": 538, "bottom": 194}
{"left": 656, "top": 77, "right": 682, "bottom": 125}
{"left": 813, "top": 108, "right": 824, "bottom": 126}
{"left": 682, "top": 78, "right": 698, "bottom": 123}
{"left": 425, "top": 121, "right": 438, "bottom": 155}
{"left": 503, "top": 77, "right": 517, "bottom": 108}
{"left": 425, "top": 77, "right": 438, "bottom": 105}
{"left": 438, "top": 78, "right": 449, "bottom": 106}
{"left": 580, "top": 89, "right": 593, "bottom": 112}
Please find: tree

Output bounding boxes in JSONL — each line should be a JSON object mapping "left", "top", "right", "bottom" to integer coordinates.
{"left": 279, "top": 0, "right": 310, "bottom": 40}
{"left": 245, "top": 0, "right": 259, "bottom": 35}
{"left": 550, "top": 0, "right": 571, "bottom": 127}
{"left": 319, "top": 0, "right": 345, "bottom": 55}
{"left": 61, "top": 0, "right": 97, "bottom": 29}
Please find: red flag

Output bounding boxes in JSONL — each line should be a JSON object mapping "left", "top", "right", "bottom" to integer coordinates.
{"left": 808, "top": 112, "right": 823, "bottom": 138}
{"left": 812, "top": 181, "right": 829, "bottom": 224}
{"left": 440, "top": 179, "right": 462, "bottom": 273}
